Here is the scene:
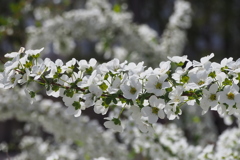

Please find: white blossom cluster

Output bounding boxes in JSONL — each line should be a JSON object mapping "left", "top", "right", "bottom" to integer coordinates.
{"left": 0, "top": 88, "right": 128, "bottom": 160}
{"left": 214, "top": 127, "right": 240, "bottom": 159}
{"left": 158, "top": 0, "right": 192, "bottom": 63}
{"left": 121, "top": 111, "right": 240, "bottom": 160}
{"left": 1, "top": 88, "right": 240, "bottom": 160}
{"left": 1, "top": 47, "right": 240, "bottom": 133}
{"left": 26, "top": 0, "right": 192, "bottom": 66}
{"left": 121, "top": 118, "right": 202, "bottom": 160}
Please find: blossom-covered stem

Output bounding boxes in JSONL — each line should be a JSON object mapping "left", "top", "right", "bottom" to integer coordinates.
{"left": 1, "top": 47, "right": 240, "bottom": 132}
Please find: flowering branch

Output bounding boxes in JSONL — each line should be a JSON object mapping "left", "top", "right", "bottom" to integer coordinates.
{"left": 1, "top": 48, "right": 240, "bottom": 132}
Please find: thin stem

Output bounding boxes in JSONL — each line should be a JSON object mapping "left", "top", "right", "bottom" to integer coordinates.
{"left": 118, "top": 104, "right": 126, "bottom": 119}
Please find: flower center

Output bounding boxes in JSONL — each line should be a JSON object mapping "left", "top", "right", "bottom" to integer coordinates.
{"left": 155, "top": 82, "right": 162, "bottom": 89}
{"left": 227, "top": 92, "right": 235, "bottom": 100}
{"left": 11, "top": 77, "right": 15, "bottom": 84}
{"left": 37, "top": 71, "right": 42, "bottom": 75}
{"left": 152, "top": 107, "right": 159, "bottom": 114}
{"left": 130, "top": 87, "right": 137, "bottom": 94}
{"left": 198, "top": 80, "right": 205, "bottom": 85}
{"left": 209, "top": 94, "right": 216, "bottom": 101}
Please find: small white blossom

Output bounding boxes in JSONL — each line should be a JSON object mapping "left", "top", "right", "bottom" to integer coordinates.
{"left": 104, "top": 118, "right": 123, "bottom": 132}
{"left": 145, "top": 74, "right": 170, "bottom": 96}
{"left": 25, "top": 48, "right": 44, "bottom": 56}
{"left": 200, "top": 83, "right": 219, "bottom": 114}
{"left": 141, "top": 95, "right": 165, "bottom": 124}
{"left": 94, "top": 99, "right": 108, "bottom": 115}
{"left": 168, "top": 55, "right": 189, "bottom": 64}
{"left": 120, "top": 76, "right": 142, "bottom": 100}
{"left": 153, "top": 61, "right": 171, "bottom": 75}
{"left": 217, "top": 84, "right": 240, "bottom": 107}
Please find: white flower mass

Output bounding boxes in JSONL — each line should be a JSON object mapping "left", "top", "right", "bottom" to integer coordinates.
{"left": 1, "top": 0, "right": 240, "bottom": 159}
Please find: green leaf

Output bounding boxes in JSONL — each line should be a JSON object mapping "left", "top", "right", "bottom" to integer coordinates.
{"left": 105, "top": 97, "right": 112, "bottom": 105}
{"left": 32, "top": 53, "right": 40, "bottom": 59}
{"left": 29, "top": 91, "right": 35, "bottom": 98}
{"left": 112, "top": 118, "right": 121, "bottom": 125}
{"left": 85, "top": 66, "right": 93, "bottom": 75}
{"left": 236, "top": 73, "right": 240, "bottom": 81}
{"left": 57, "top": 66, "right": 62, "bottom": 73}
{"left": 113, "top": 98, "right": 118, "bottom": 104}
{"left": 175, "top": 106, "right": 181, "bottom": 114}
{"left": 195, "top": 98, "right": 200, "bottom": 105}
{"left": 52, "top": 85, "right": 60, "bottom": 92}
{"left": 208, "top": 71, "right": 216, "bottom": 78}
{"left": 99, "top": 82, "right": 108, "bottom": 91}
{"left": 53, "top": 73, "right": 60, "bottom": 79}
{"left": 180, "top": 75, "right": 189, "bottom": 83}
{"left": 24, "top": 61, "right": 32, "bottom": 68}
{"left": 104, "top": 73, "right": 109, "bottom": 80}
{"left": 222, "top": 78, "right": 232, "bottom": 86}
{"left": 72, "top": 101, "right": 81, "bottom": 110}
{"left": 64, "top": 89, "right": 74, "bottom": 98}
{"left": 27, "top": 56, "right": 33, "bottom": 61}
{"left": 177, "top": 62, "right": 184, "bottom": 67}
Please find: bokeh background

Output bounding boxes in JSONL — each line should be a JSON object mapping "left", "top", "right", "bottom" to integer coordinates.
{"left": 0, "top": 0, "right": 240, "bottom": 159}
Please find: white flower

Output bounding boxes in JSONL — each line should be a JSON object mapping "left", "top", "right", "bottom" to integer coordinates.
{"left": 3, "top": 55, "right": 20, "bottom": 74}
{"left": 106, "top": 58, "right": 125, "bottom": 73}
{"left": 4, "top": 47, "right": 25, "bottom": 58}
{"left": 164, "top": 103, "right": 180, "bottom": 120}
{"left": 168, "top": 55, "right": 189, "bottom": 64}
{"left": 25, "top": 48, "right": 44, "bottom": 56}
{"left": 78, "top": 58, "right": 97, "bottom": 71}
{"left": 217, "top": 84, "right": 240, "bottom": 107}
{"left": 108, "top": 76, "right": 121, "bottom": 94}
{"left": 120, "top": 76, "right": 142, "bottom": 100}
{"left": 187, "top": 69, "right": 213, "bottom": 89}
{"left": 172, "top": 61, "right": 192, "bottom": 83}
{"left": 145, "top": 74, "right": 170, "bottom": 96}
{"left": 63, "top": 93, "right": 80, "bottom": 106}
{"left": 141, "top": 95, "right": 165, "bottom": 124}
{"left": 19, "top": 68, "right": 30, "bottom": 84}
{"left": 104, "top": 118, "right": 123, "bottom": 132}
{"left": 153, "top": 61, "right": 171, "bottom": 75}
{"left": 57, "top": 74, "right": 70, "bottom": 87}
{"left": 124, "top": 61, "right": 145, "bottom": 76}
{"left": 62, "top": 58, "right": 77, "bottom": 73}
{"left": 94, "top": 99, "right": 108, "bottom": 115}
{"left": 24, "top": 88, "right": 37, "bottom": 104}
{"left": 30, "top": 63, "right": 46, "bottom": 80}
{"left": 168, "top": 86, "right": 187, "bottom": 105}
{"left": 77, "top": 70, "right": 102, "bottom": 88}
{"left": 136, "top": 120, "right": 153, "bottom": 133}
{"left": 3, "top": 70, "right": 22, "bottom": 89}
{"left": 129, "top": 105, "right": 142, "bottom": 121}
{"left": 45, "top": 59, "right": 64, "bottom": 78}
{"left": 66, "top": 106, "right": 82, "bottom": 117}
{"left": 211, "top": 57, "right": 233, "bottom": 73}
{"left": 200, "top": 83, "right": 219, "bottom": 114}
{"left": 46, "top": 87, "right": 63, "bottom": 98}
{"left": 82, "top": 84, "right": 103, "bottom": 108}
{"left": 193, "top": 53, "right": 214, "bottom": 69}
{"left": 89, "top": 84, "right": 102, "bottom": 98}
